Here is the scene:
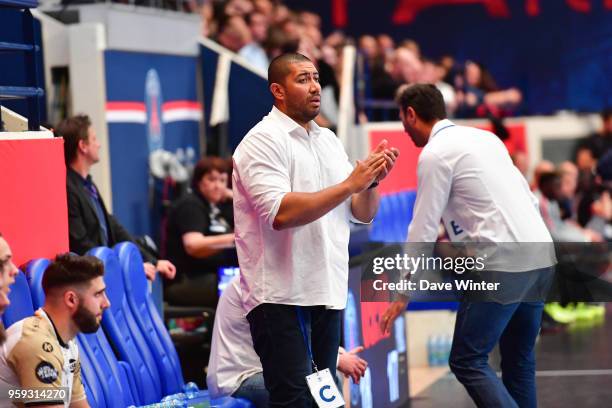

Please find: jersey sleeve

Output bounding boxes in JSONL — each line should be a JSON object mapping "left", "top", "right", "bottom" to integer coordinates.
{"left": 6, "top": 337, "right": 65, "bottom": 405}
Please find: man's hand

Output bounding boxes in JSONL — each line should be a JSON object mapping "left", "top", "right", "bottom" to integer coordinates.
{"left": 156, "top": 260, "right": 177, "bottom": 279}
{"left": 143, "top": 262, "right": 157, "bottom": 281}
{"left": 337, "top": 346, "right": 368, "bottom": 384}
{"left": 380, "top": 296, "right": 409, "bottom": 334}
{"left": 369, "top": 139, "right": 400, "bottom": 183}
{"left": 346, "top": 153, "right": 387, "bottom": 193}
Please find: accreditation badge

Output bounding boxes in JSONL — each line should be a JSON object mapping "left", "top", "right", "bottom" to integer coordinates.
{"left": 306, "top": 368, "right": 345, "bottom": 408}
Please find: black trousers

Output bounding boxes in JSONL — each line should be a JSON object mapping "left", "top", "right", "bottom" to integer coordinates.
{"left": 247, "top": 303, "right": 342, "bottom": 408}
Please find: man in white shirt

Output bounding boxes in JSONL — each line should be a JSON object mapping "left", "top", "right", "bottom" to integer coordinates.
{"left": 232, "top": 53, "right": 398, "bottom": 407}
{"left": 207, "top": 276, "right": 368, "bottom": 408}
{"left": 381, "top": 84, "right": 554, "bottom": 408}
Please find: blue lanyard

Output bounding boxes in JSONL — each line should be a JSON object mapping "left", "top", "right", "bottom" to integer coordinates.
{"left": 296, "top": 307, "right": 319, "bottom": 372}
{"left": 432, "top": 124, "right": 455, "bottom": 138}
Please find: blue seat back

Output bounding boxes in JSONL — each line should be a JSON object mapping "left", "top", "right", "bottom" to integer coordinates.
{"left": 77, "top": 339, "right": 107, "bottom": 408}
{"left": 114, "top": 242, "right": 184, "bottom": 394}
{"left": 2, "top": 270, "right": 34, "bottom": 327}
{"left": 78, "top": 331, "right": 138, "bottom": 407}
{"left": 87, "top": 247, "right": 162, "bottom": 404}
{"left": 24, "top": 258, "right": 50, "bottom": 309}
{"left": 369, "top": 190, "right": 417, "bottom": 242}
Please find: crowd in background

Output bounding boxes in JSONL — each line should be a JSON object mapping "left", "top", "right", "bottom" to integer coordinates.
{"left": 200, "top": 0, "right": 524, "bottom": 126}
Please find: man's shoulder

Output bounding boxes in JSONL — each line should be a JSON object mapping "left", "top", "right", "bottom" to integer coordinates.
{"left": 5, "top": 315, "right": 57, "bottom": 359}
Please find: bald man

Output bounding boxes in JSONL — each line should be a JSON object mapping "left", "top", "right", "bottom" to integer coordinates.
{"left": 232, "top": 53, "right": 398, "bottom": 407}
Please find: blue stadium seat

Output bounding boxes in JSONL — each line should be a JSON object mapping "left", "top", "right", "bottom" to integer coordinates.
{"left": 369, "top": 190, "right": 417, "bottom": 242}
{"left": 78, "top": 332, "right": 138, "bottom": 407}
{"left": 87, "top": 247, "right": 162, "bottom": 404}
{"left": 24, "top": 258, "right": 49, "bottom": 309}
{"left": 114, "top": 242, "right": 184, "bottom": 395}
{"left": 2, "top": 270, "right": 34, "bottom": 327}
{"left": 78, "top": 341, "right": 107, "bottom": 408}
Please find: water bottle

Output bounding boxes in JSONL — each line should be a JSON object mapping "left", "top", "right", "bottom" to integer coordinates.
{"left": 427, "top": 335, "right": 435, "bottom": 366}
{"left": 183, "top": 381, "right": 199, "bottom": 399}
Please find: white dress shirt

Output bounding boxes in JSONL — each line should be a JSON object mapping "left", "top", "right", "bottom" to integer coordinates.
{"left": 408, "top": 119, "right": 554, "bottom": 271}
{"left": 207, "top": 277, "right": 261, "bottom": 398}
{"left": 233, "top": 106, "right": 358, "bottom": 313}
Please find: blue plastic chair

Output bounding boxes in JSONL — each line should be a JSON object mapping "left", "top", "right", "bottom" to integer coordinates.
{"left": 78, "top": 342, "right": 107, "bottom": 408}
{"left": 88, "top": 247, "right": 162, "bottom": 404}
{"left": 24, "top": 258, "right": 49, "bottom": 309}
{"left": 114, "top": 242, "right": 184, "bottom": 394}
{"left": 2, "top": 270, "right": 34, "bottom": 327}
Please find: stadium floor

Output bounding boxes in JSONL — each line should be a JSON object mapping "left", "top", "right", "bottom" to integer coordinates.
{"left": 411, "top": 303, "right": 612, "bottom": 408}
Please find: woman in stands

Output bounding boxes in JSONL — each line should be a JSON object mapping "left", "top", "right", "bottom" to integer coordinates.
{"left": 164, "top": 157, "right": 236, "bottom": 307}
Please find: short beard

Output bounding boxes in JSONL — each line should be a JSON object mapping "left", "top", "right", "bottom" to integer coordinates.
{"left": 0, "top": 321, "right": 6, "bottom": 345}
{"left": 73, "top": 304, "right": 100, "bottom": 334}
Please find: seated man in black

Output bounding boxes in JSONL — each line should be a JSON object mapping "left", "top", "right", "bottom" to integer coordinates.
{"left": 56, "top": 114, "right": 176, "bottom": 281}
{"left": 165, "top": 157, "right": 236, "bottom": 307}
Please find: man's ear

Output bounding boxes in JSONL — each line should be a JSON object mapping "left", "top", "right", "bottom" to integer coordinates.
{"left": 77, "top": 138, "right": 88, "bottom": 154}
{"left": 270, "top": 83, "right": 285, "bottom": 100}
{"left": 406, "top": 107, "right": 417, "bottom": 123}
{"left": 64, "top": 289, "right": 79, "bottom": 311}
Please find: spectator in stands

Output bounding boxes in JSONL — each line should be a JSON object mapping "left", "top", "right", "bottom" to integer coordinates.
{"left": 576, "top": 109, "right": 612, "bottom": 172}
{"left": 421, "top": 58, "right": 456, "bottom": 116}
{"left": 0, "top": 254, "right": 110, "bottom": 407}
{"left": 56, "top": 115, "right": 176, "bottom": 282}
{"left": 239, "top": 11, "right": 270, "bottom": 72}
{"left": 371, "top": 47, "right": 421, "bottom": 101}
{"left": 165, "top": 157, "right": 235, "bottom": 308}
{"left": 577, "top": 151, "right": 612, "bottom": 240}
{"left": 207, "top": 276, "right": 368, "bottom": 407}
{"left": 558, "top": 161, "right": 579, "bottom": 220}
{"left": 217, "top": 14, "right": 252, "bottom": 53}
{"left": 0, "top": 233, "right": 19, "bottom": 344}
{"left": 531, "top": 160, "right": 555, "bottom": 190}
{"left": 536, "top": 171, "right": 599, "bottom": 242}
{"left": 456, "top": 60, "right": 522, "bottom": 118}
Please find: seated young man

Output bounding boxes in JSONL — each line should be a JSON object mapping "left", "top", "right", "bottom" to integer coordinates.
{"left": 207, "top": 276, "right": 367, "bottom": 408}
{"left": 0, "top": 254, "right": 110, "bottom": 407}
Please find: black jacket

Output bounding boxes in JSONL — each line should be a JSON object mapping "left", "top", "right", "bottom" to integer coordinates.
{"left": 66, "top": 168, "right": 156, "bottom": 263}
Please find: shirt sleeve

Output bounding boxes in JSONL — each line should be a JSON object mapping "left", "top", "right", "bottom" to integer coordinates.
{"left": 407, "top": 149, "right": 453, "bottom": 242}
{"left": 7, "top": 339, "right": 65, "bottom": 405}
{"left": 233, "top": 132, "right": 291, "bottom": 228}
{"left": 175, "top": 198, "right": 209, "bottom": 236}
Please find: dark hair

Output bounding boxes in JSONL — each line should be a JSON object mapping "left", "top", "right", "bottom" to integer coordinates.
{"left": 191, "top": 156, "right": 230, "bottom": 190}
{"left": 601, "top": 108, "right": 612, "bottom": 122}
{"left": 395, "top": 83, "right": 447, "bottom": 123}
{"left": 267, "top": 52, "right": 311, "bottom": 87}
{"left": 55, "top": 115, "right": 92, "bottom": 166}
{"left": 538, "top": 171, "right": 560, "bottom": 190}
{"left": 42, "top": 254, "right": 104, "bottom": 295}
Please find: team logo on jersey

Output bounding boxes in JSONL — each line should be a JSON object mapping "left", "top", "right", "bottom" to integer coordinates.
{"left": 42, "top": 342, "right": 54, "bottom": 353}
{"left": 69, "top": 358, "right": 77, "bottom": 373}
{"left": 35, "top": 361, "right": 58, "bottom": 384}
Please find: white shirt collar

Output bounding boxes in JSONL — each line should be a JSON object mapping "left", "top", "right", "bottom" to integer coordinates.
{"left": 270, "top": 106, "right": 321, "bottom": 137}
{"left": 429, "top": 119, "right": 455, "bottom": 142}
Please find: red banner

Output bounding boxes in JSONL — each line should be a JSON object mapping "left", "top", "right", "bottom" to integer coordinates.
{"left": 0, "top": 138, "right": 68, "bottom": 266}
